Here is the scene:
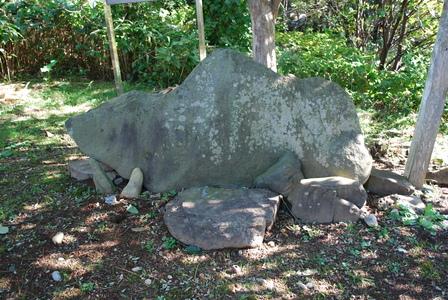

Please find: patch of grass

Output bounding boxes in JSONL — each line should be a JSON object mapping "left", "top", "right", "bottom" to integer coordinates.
{"left": 144, "top": 240, "right": 155, "bottom": 254}
{"left": 162, "top": 237, "right": 177, "bottom": 250}
{"left": 419, "top": 260, "right": 441, "bottom": 281}
{"left": 79, "top": 281, "right": 96, "bottom": 293}
{"left": 387, "top": 261, "right": 401, "bottom": 275}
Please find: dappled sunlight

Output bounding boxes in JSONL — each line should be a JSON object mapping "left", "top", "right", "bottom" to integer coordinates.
{"left": 35, "top": 255, "right": 84, "bottom": 274}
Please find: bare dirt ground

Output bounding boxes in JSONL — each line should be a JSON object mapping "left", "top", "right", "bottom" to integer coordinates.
{"left": 1, "top": 82, "right": 447, "bottom": 299}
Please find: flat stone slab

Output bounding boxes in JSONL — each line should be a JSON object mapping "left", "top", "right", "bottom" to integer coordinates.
{"left": 365, "top": 168, "right": 414, "bottom": 196}
{"left": 164, "top": 187, "right": 281, "bottom": 250}
{"left": 288, "top": 177, "right": 366, "bottom": 223}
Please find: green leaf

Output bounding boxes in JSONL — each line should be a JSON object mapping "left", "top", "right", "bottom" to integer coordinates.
{"left": 0, "top": 149, "right": 13, "bottom": 158}
{"left": 126, "top": 205, "right": 139, "bottom": 215}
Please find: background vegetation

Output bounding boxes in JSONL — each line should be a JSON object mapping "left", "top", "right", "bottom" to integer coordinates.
{"left": 0, "top": 0, "right": 445, "bottom": 124}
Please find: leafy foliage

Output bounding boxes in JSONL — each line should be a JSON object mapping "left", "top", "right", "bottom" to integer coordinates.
{"left": 277, "top": 31, "right": 430, "bottom": 118}
{"left": 0, "top": 0, "right": 199, "bottom": 87}
{"left": 389, "top": 203, "right": 447, "bottom": 234}
{"left": 162, "top": 236, "right": 177, "bottom": 250}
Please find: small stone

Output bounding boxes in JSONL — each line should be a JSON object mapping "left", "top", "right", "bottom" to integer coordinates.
{"left": 104, "top": 195, "right": 119, "bottom": 205}
{"left": 8, "top": 265, "right": 16, "bottom": 274}
{"left": 120, "top": 168, "right": 144, "bottom": 199}
{"left": 267, "top": 241, "right": 276, "bottom": 247}
{"left": 131, "top": 227, "right": 146, "bottom": 232}
{"left": 51, "top": 271, "right": 62, "bottom": 282}
{"left": 231, "top": 265, "right": 242, "bottom": 275}
{"left": 297, "top": 269, "right": 318, "bottom": 276}
{"left": 167, "top": 275, "right": 172, "bottom": 280}
{"left": 52, "top": 232, "right": 64, "bottom": 245}
{"left": 131, "top": 267, "right": 142, "bottom": 272}
{"left": 306, "top": 282, "right": 315, "bottom": 289}
{"left": 144, "top": 279, "right": 152, "bottom": 286}
{"left": 397, "top": 247, "right": 408, "bottom": 254}
{"left": 260, "top": 279, "right": 275, "bottom": 291}
{"left": 297, "top": 281, "right": 308, "bottom": 290}
{"left": 364, "top": 214, "right": 378, "bottom": 227}
{"left": 0, "top": 225, "right": 9, "bottom": 235}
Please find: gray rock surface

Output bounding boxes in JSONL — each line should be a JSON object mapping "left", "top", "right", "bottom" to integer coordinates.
{"left": 426, "top": 167, "right": 448, "bottom": 185}
{"left": 288, "top": 177, "right": 366, "bottom": 223}
{"left": 296, "top": 177, "right": 367, "bottom": 207}
{"left": 89, "top": 159, "right": 115, "bottom": 194}
{"left": 365, "top": 168, "right": 414, "bottom": 196}
{"left": 68, "top": 159, "right": 92, "bottom": 181}
{"left": 66, "top": 49, "right": 372, "bottom": 193}
{"left": 393, "top": 194, "right": 426, "bottom": 212}
{"left": 120, "top": 168, "right": 143, "bottom": 199}
{"left": 364, "top": 214, "right": 378, "bottom": 227}
{"left": 254, "top": 151, "right": 304, "bottom": 196}
{"left": 163, "top": 187, "right": 281, "bottom": 250}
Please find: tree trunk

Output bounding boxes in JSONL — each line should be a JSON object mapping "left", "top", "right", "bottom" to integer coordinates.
{"left": 248, "top": 0, "right": 280, "bottom": 72}
{"left": 404, "top": 0, "right": 448, "bottom": 188}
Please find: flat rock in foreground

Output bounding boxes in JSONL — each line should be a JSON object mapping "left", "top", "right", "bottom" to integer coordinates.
{"left": 164, "top": 187, "right": 281, "bottom": 250}
{"left": 66, "top": 49, "right": 372, "bottom": 193}
{"left": 288, "top": 177, "right": 366, "bottom": 223}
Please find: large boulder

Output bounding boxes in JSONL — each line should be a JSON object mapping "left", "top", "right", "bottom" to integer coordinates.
{"left": 66, "top": 49, "right": 372, "bottom": 193}
{"left": 163, "top": 187, "right": 281, "bottom": 250}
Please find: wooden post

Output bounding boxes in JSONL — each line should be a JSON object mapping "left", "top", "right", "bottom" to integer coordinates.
{"left": 404, "top": 0, "right": 448, "bottom": 188}
{"left": 103, "top": 0, "right": 124, "bottom": 95}
{"left": 195, "top": 0, "right": 206, "bottom": 61}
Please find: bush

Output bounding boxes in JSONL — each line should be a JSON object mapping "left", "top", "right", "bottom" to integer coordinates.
{"left": 277, "top": 31, "right": 431, "bottom": 118}
{"left": 0, "top": 0, "right": 199, "bottom": 87}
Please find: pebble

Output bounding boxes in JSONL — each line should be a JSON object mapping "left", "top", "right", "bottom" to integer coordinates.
{"left": 144, "top": 279, "right": 152, "bottom": 286}
{"left": 297, "top": 269, "right": 318, "bottom": 276}
{"left": 52, "top": 232, "right": 64, "bottom": 245}
{"left": 104, "top": 195, "right": 119, "bottom": 205}
{"left": 297, "top": 281, "right": 308, "bottom": 290}
{"left": 364, "top": 214, "right": 378, "bottom": 227}
{"left": 51, "top": 271, "right": 62, "bottom": 282}
{"left": 306, "top": 282, "right": 315, "bottom": 289}
{"left": 267, "top": 241, "right": 275, "bottom": 247}
{"left": 131, "top": 267, "right": 142, "bottom": 272}
{"left": 231, "top": 265, "right": 242, "bottom": 275}
{"left": 397, "top": 247, "right": 408, "bottom": 254}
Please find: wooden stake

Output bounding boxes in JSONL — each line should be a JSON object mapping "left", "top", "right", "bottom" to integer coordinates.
{"left": 103, "top": 0, "right": 124, "bottom": 95}
{"left": 404, "top": 0, "right": 448, "bottom": 188}
{"left": 195, "top": 0, "right": 206, "bottom": 61}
